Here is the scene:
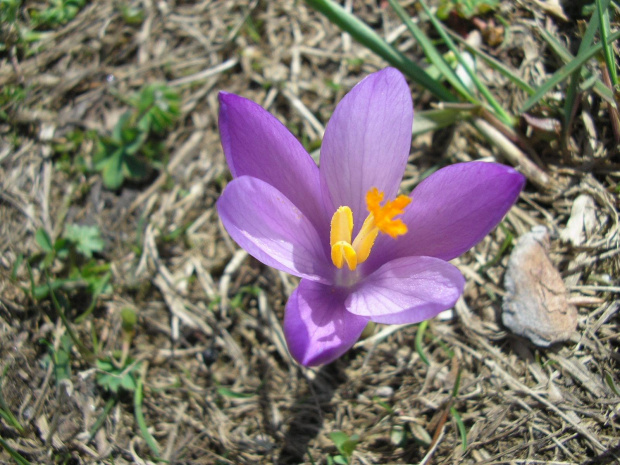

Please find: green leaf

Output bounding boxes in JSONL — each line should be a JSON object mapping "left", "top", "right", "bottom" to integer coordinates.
{"left": 329, "top": 431, "right": 359, "bottom": 463}
{"left": 597, "top": 0, "right": 618, "bottom": 86}
{"left": 74, "top": 269, "right": 111, "bottom": 324}
{"left": 63, "top": 224, "right": 104, "bottom": 258}
{"left": 100, "top": 148, "right": 125, "bottom": 189}
{"left": 305, "top": 0, "right": 456, "bottom": 102}
{"left": 412, "top": 108, "right": 470, "bottom": 135}
{"left": 119, "top": 4, "right": 144, "bottom": 25}
{"left": 112, "top": 112, "right": 133, "bottom": 141}
{"left": 605, "top": 372, "right": 620, "bottom": 396}
{"left": 121, "top": 128, "right": 147, "bottom": 155}
{"left": 451, "top": 406, "right": 468, "bottom": 450}
{"left": 123, "top": 154, "right": 149, "bottom": 179}
{"left": 29, "top": 0, "right": 86, "bottom": 28}
{"left": 10, "top": 253, "right": 23, "bottom": 280}
{"left": 35, "top": 228, "right": 53, "bottom": 252}
{"left": 132, "top": 83, "right": 180, "bottom": 134}
{"left": 216, "top": 387, "right": 256, "bottom": 399}
{"left": 52, "top": 333, "right": 74, "bottom": 384}
{"left": 33, "top": 277, "right": 81, "bottom": 300}
{"left": 96, "top": 358, "right": 141, "bottom": 393}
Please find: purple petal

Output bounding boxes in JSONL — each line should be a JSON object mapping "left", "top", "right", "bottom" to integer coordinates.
{"left": 319, "top": 68, "right": 413, "bottom": 232}
{"left": 346, "top": 257, "right": 464, "bottom": 324}
{"left": 374, "top": 162, "right": 525, "bottom": 264}
{"left": 217, "top": 176, "right": 331, "bottom": 283}
{"left": 284, "top": 279, "right": 368, "bottom": 366}
{"left": 219, "top": 92, "right": 327, "bottom": 231}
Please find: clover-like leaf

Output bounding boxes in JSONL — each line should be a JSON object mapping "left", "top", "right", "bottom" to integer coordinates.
{"left": 63, "top": 224, "right": 104, "bottom": 258}
{"left": 96, "top": 358, "right": 141, "bottom": 394}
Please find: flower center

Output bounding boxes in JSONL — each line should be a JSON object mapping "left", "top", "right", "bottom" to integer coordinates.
{"left": 330, "top": 188, "right": 411, "bottom": 271}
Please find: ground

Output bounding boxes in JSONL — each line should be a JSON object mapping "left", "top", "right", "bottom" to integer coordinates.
{"left": 0, "top": 0, "right": 619, "bottom": 464}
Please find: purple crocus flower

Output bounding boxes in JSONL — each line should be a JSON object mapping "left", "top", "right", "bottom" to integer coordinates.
{"left": 217, "top": 68, "right": 525, "bottom": 366}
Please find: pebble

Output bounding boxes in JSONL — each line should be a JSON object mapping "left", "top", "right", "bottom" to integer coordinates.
{"left": 375, "top": 386, "right": 394, "bottom": 398}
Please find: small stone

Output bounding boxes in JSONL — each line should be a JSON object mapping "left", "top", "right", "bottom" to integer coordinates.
{"left": 375, "top": 386, "right": 394, "bottom": 398}
{"left": 502, "top": 226, "right": 578, "bottom": 347}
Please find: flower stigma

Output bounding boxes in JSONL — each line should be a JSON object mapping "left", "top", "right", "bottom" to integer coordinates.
{"left": 330, "top": 188, "right": 411, "bottom": 271}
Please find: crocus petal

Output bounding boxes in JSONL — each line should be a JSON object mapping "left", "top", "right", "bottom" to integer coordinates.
{"left": 284, "top": 279, "right": 369, "bottom": 366}
{"left": 346, "top": 257, "right": 465, "bottom": 324}
{"left": 219, "top": 92, "right": 326, "bottom": 231}
{"left": 217, "top": 176, "right": 331, "bottom": 283}
{"left": 374, "top": 162, "right": 525, "bottom": 264}
{"left": 319, "top": 68, "right": 413, "bottom": 230}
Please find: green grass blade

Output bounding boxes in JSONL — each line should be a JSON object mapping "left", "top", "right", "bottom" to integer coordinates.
{"left": 562, "top": 74, "right": 581, "bottom": 137}
{"left": 0, "top": 366, "right": 25, "bottom": 434}
{"left": 521, "top": 29, "right": 620, "bottom": 112}
{"left": 417, "top": 0, "right": 513, "bottom": 126}
{"left": 450, "top": 407, "right": 468, "bottom": 451}
{"left": 605, "top": 372, "right": 620, "bottom": 396}
{"left": 451, "top": 367, "right": 462, "bottom": 398}
{"left": 597, "top": 0, "right": 618, "bottom": 86}
{"left": 538, "top": 18, "right": 616, "bottom": 109}
{"left": 563, "top": 0, "right": 608, "bottom": 129}
{"left": 88, "top": 396, "right": 117, "bottom": 442}
{"left": 0, "top": 438, "right": 31, "bottom": 465}
{"left": 480, "top": 223, "right": 513, "bottom": 270}
{"left": 386, "top": 0, "right": 474, "bottom": 101}
{"left": 46, "top": 273, "right": 94, "bottom": 360}
{"left": 74, "top": 271, "right": 111, "bottom": 324}
{"left": 134, "top": 365, "right": 160, "bottom": 458}
{"left": 304, "top": 0, "right": 456, "bottom": 102}
{"left": 580, "top": 0, "right": 608, "bottom": 51}
{"left": 412, "top": 108, "right": 470, "bottom": 135}
{"left": 447, "top": 30, "right": 535, "bottom": 95}
{"left": 415, "top": 320, "right": 430, "bottom": 366}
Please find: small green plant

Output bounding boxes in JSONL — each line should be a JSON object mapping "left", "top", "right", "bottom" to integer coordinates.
{"left": 307, "top": 0, "right": 620, "bottom": 175}
{"left": 437, "top": 0, "right": 499, "bottom": 19}
{"left": 0, "top": 0, "right": 20, "bottom": 51}
{"left": 327, "top": 431, "right": 359, "bottom": 465}
{"left": 28, "top": 226, "right": 110, "bottom": 306}
{"left": 1, "top": 0, "right": 43, "bottom": 53}
{"left": 118, "top": 3, "right": 144, "bottom": 25}
{"left": 63, "top": 224, "right": 105, "bottom": 259}
{"left": 0, "top": 84, "right": 25, "bottom": 121}
{"left": 29, "top": 0, "right": 86, "bottom": 29}
{"left": 40, "top": 333, "right": 74, "bottom": 386}
{"left": 94, "top": 83, "right": 180, "bottom": 189}
{"left": 0, "top": 0, "right": 19, "bottom": 22}
{"left": 53, "top": 128, "right": 95, "bottom": 175}
{"left": 95, "top": 357, "right": 141, "bottom": 393}
{"left": 229, "top": 285, "right": 262, "bottom": 310}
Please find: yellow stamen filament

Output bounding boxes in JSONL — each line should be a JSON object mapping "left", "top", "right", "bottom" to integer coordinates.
{"left": 330, "top": 188, "right": 411, "bottom": 271}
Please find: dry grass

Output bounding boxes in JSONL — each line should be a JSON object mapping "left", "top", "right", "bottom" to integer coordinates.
{"left": 1, "top": 1, "right": 619, "bottom": 464}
